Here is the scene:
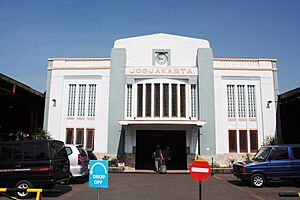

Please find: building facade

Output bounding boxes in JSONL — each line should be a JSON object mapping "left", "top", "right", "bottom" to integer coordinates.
{"left": 44, "top": 33, "right": 278, "bottom": 168}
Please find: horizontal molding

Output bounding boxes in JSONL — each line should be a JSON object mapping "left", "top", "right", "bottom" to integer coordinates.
{"left": 48, "top": 57, "right": 111, "bottom": 61}
{"left": 48, "top": 66, "right": 110, "bottom": 71}
{"left": 214, "top": 67, "right": 277, "bottom": 71}
{"left": 214, "top": 57, "right": 277, "bottom": 62}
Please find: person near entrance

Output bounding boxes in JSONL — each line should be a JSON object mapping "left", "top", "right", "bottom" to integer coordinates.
{"left": 153, "top": 145, "right": 164, "bottom": 173}
{"left": 162, "top": 146, "right": 172, "bottom": 166}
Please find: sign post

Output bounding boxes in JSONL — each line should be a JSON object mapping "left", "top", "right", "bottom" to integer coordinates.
{"left": 190, "top": 160, "right": 211, "bottom": 200}
{"left": 89, "top": 160, "right": 109, "bottom": 200}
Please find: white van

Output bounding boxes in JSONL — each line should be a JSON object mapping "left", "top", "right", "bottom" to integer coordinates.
{"left": 65, "top": 144, "right": 89, "bottom": 179}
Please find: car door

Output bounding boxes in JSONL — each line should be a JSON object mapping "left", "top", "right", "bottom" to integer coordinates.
{"left": 49, "top": 141, "right": 70, "bottom": 182}
{"left": 0, "top": 143, "right": 22, "bottom": 186}
{"left": 291, "top": 146, "right": 300, "bottom": 178}
{"left": 266, "top": 147, "right": 293, "bottom": 179}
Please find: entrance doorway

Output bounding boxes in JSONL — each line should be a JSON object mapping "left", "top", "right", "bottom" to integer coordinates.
{"left": 136, "top": 130, "right": 187, "bottom": 170}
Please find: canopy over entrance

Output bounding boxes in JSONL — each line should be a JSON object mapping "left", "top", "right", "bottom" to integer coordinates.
{"left": 119, "top": 120, "right": 206, "bottom": 126}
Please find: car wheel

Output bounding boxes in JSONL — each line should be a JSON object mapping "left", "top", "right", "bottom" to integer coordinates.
{"left": 251, "top": 173, "right": 265, "bottom": 188}
{"left": 15, "top": 180, "right": 33, "bottom": 199}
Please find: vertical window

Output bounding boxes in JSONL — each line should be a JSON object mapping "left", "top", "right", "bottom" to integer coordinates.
{"left": 145, "top": 84, "right": 151, "bottom": 117}
{"left": 154, "top": 84, "right": 160, "bottom": 117}
{"left": 228, "top": 130, "right": 237, "bottom": 152}
{"left": 78, "top": 84, "right": 86, "bottom": 116}
{"left": 67, "top": 84, "right": 76, "bottom": 116}
{"left": 137, "top": 84, "right": 143, "bottom": 117}
{"left": 126, "top": 85, "right": 132, "bottom": 117}
{"left": 88, "top": 84, "right": 96, "bottom": 117}
{"left": 250, "top": 130, "right": 258, "bottom": 152}
{"left": 239, "top": 130, "right": 248, "bottom": 152}
{"left": 191, "top": 85, "right": 196, "bottom": 118}
{"left": 163, "top": 84, "right": 169, "bottom": 117}
{"left": 86, "top": 129, "right": 95, "bottom": 150}
{"left": 76, "top": 128, "right": 84, "bottom": 145}
{"left": 247, "top": 85, "right": 256, "bottom": 118}
{"left": 237, "top": 85, "right": 246, "bottom": 118}
{"left": 66, "top": 128, "right": 74, "bottom": 144}
{"left": 180, "top": 84, "right": 186, "bottom": 117}
{"left": 172, "top": 84, "right": 177, "bottom": 117}
{"left": 227, "top": 85, "right": 236, "bottom": 117}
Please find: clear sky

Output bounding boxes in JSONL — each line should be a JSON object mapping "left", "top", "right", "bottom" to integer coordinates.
{"left": 0, "top": 0, "right": 299, "bottom": 93}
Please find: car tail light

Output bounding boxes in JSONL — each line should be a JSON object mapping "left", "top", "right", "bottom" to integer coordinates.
{"left": 241, "top": 167, "right": 246, "bottom": 173}
{"left": 78, "top": 154, "right": 82, "bottom": 165}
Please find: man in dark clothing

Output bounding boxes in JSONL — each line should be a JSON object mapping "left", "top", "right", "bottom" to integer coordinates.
{"left": 153, "top": 145, "right": 164, "bottom": 173}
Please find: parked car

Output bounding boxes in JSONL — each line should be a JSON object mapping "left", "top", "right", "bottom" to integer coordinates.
{"left": 65, "top": 144, "right": 89, "bottom": 179}
{"left": 0, "top": 140, "right": 70, "bottom": 198}
{"left": 233, "top": 144, "right": 300, "bottom": 187}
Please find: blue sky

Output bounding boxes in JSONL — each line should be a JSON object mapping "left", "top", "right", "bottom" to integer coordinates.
{"left": 0, "top": 0, "right": 299, "bottom": 93}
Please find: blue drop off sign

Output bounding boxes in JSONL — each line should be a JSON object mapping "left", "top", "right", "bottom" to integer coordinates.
{"left": 89, "top": 160, "right": 109, "bottom": 188}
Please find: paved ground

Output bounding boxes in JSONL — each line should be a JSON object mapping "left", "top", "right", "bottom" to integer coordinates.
{"left": 2, "top": 174, "right": 299, "bottom": 200}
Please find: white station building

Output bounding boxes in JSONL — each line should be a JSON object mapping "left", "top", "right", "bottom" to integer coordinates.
{"left": 44, "top": 33, "right": 278, "bottom": 169}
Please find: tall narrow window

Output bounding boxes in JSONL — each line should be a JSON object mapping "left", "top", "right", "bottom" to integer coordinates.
{"left": 239, "top": 130, "right": 248, "bottom": 152}
{"left": 237, "top": 85, "right": 246, "bottom": 117}
{"left": 172, "top": 84, "right": 177, "bottom": 117}
{"left": 154, "top": 84, "right": 160, "bottom": 117}
{"left": 228, "top": 130, "right": 237, "bottom": 152}
{"left": 67, "top": 84, "right": 76, "bottom": 116}
{"left": 76, "top": 128, "right": 84, "bottom": 145}
{"left": 78, "top": 84, "right": 86, "bottom": 116}
{"left": 191, "top": 85, "right": 196, "bottom": 118}
{"left": 145, "top": 84, "right": 151, "bottom": 117}
{"left": 250, "top": 130, "right": 258, "bottom": 152}
{"left": 163, "top": 84, "right": 169, "bottom": 117}
{"left": 88, "top": 84, "right": 96, "bottom": 117}
{"left": 86, "top": 129, "right": 94, "bottom": 150}
{"left": 247, "top": 85, "right": 256, "bottom": 118}
{"left": 126, "top": 84, "right": 132, "bottom": 117}
{"left": 137, "top": 84, "right": 143, "bottom": 117}
{"left": 180, "top": 84, "right": 186, "bottom": 117}
{"left": 66, "top": 128, "right": 74, "bottom": 144}
{"left": 227, "top": 85, "right": 236, "bottom": 117}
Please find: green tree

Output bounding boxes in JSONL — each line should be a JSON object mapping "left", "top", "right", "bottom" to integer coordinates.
{"left": 33, "top": 128, "right": 52, "bottom": 140}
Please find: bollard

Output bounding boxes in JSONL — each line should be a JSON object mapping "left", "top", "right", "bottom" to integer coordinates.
{"left": 0, "top": 188, "right": 61, "bottom": 200}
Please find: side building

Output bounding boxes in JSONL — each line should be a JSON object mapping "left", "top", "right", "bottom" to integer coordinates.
{"left": 44, "top": 33, "right": 278, "bottom": 168}
{"left": 0, "top": 73, "right": 44, "bottom": 141}
{"left": 279, "top": 87, "right": 300, "bottom": 144}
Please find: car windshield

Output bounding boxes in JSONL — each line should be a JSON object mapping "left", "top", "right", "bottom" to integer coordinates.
{"left": 253, "top": 147, "right": 272, "bottom": 161}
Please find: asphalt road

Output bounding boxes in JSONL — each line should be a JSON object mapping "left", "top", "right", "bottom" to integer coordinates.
{"left": 2, "top": 174, "right": 299, "bottom": 200}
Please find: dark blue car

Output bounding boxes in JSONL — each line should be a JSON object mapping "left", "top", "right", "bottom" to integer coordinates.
{"left": 233, "top": 144, "right": 300, "bottom": 187}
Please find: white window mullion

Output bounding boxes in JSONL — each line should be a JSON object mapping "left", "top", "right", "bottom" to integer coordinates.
{"left": 160, "top": 83, "right": 163, "bottom": 118}
{"left": 168, "top": 83, "right": 172, "bottom": 118}
{"left": 142, "top": 83, "right": 146, "bottom": 118}
{"left": 177, "top": 83, "right": 180, "bottom": 118}
{"left": 151, "top": 83, "right": 154, "bottom": 117}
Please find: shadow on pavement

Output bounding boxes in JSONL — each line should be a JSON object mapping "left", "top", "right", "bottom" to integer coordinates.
{"left": 71, "top": 176, "right": 89, "bottom": 184}
{"left": 42, "top": 185, "right": 72, "bottom": 197}
{"left": 227, "top": 179, "right": 300, "bottom": 188}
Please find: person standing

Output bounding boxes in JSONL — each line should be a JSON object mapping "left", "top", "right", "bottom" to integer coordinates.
{"left": 153, "top": 145, "right": 164, "bottom": 173}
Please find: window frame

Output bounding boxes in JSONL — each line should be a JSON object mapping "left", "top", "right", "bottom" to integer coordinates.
{"left": 250, "top": 130, "right": 258, "bottom": 153}
{"left": 86, "top": 128, "right": 95, "bottom": 150}
{"left": 228, "top": 130, "right": 237, "bottom": 153}
{"left": 66, "top": 128, "right": 74, "bottom": 144}
{"left": 76, "top": 128, "right": 84, "bottom": 145}
{"left": 239, "top": 129, "right": 248, "bottom": 153}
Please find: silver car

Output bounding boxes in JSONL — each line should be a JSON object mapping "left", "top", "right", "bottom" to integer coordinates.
{"left": 65, "top": 144, "right": 89, "bottom": 179}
